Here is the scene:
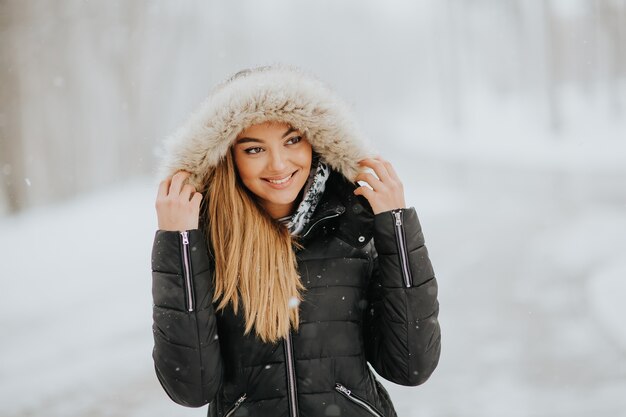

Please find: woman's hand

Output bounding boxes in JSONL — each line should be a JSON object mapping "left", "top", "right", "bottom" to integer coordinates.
{"left": 353, "top": 157, "right": 406, "bottom": 215}
{"left": 155, "top": 171, "right": 203, "bottom": 231}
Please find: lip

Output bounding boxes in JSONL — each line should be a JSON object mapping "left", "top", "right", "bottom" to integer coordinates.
{"left": 262, "top": 170, "right": 298, "bottom": 189}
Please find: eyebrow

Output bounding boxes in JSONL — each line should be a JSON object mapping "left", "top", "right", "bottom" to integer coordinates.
{"left": 236, "top": 127, "right": 297, "bottom": 144}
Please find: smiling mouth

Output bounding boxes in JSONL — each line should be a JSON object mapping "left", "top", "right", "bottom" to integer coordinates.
{"left": 263, "top": 170, "right": 297, "bottom": 184}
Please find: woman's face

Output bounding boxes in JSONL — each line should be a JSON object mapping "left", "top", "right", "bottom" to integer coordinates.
{"left": 233, "top": 121, "right": 313, "bottom": 219}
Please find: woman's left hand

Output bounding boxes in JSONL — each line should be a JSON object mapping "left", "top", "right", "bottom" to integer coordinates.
{"left": 353, "top": 157, "right": 406, "bottom": 214}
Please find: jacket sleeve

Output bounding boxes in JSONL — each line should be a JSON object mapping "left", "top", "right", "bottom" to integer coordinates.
{"left": 364, "top": 207, "right": 441, "bottom": 386}
{"left": 151, "top": 228, "right": 223, "bottom": 407}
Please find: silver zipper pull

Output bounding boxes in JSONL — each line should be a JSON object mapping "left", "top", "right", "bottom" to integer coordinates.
{"left": 393, "top": 210, "right": 402, "bottom": 226}
{"left": 234, "top": 394, "right": 247, "bottom": 407}
{"left": 335, "top": 383, "right": 351, "bottom": 396}
{"left": 181, "top": 231, "right": 189, "bottom": 245}
{"left": 335, "top": 382, "right": 384, "bottom": 417}
{"left": 224, "top": 394, "right": 247, "bottom": 417}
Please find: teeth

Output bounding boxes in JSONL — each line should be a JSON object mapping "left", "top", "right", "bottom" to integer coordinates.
{"left": 267, "top": 173, "right": 293, "bottom": 184}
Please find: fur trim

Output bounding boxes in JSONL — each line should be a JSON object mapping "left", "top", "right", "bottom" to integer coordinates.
{"left": 156, "top": 65, "right": 375, "bottom": 191}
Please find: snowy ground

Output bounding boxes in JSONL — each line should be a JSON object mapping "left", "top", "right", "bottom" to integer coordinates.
{"left": 1, "top": 119, "right": 625, "bottom": 416}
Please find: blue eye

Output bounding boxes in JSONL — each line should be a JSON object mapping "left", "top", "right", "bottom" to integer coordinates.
{"left": 286, "top": 136, "right": 302, "bottom": 145}
{"left": 244, "top": 147, "right": 263, "bottom": 155}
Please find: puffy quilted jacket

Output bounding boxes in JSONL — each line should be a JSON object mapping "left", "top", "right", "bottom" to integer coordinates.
{"left": 151, "top": 170, "right": 441, "bottom": 417}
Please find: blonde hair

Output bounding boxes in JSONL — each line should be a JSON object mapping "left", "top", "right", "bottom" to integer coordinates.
{"left": 202, "top": 151, "right": 304, "bottom": 343}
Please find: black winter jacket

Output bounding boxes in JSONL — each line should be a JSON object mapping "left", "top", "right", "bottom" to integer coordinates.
{"left": 151, "top": 171, "right": 441, "bottom": 417}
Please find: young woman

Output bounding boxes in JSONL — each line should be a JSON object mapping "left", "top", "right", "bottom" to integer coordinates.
{"left": 151, "top": 66, "right": 441, "bottom": 417}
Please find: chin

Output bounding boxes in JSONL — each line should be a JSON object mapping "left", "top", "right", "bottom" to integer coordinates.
{"left": 265, "top": 192, "right": 300, "bottom": 206}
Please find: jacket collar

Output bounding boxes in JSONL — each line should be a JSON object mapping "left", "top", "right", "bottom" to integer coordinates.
{"left": 297, "top": 170, "right": 374, "bottom": 248}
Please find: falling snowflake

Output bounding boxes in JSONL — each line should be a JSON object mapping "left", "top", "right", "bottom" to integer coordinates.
{"left": 288, "top": 296, "right": 300, "bottom": 309}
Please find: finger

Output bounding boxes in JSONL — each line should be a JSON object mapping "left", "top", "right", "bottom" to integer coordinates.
{"left": 373, "top": 156, "right": 396, "bottom": 179}
{"left": 180, "top": 183, "right": 197, "bottom": 201}
{"left": 376, "top": 157, "right": 400, "bottom": 181}
{"left": 353, "top": 185, "right": 375, "bottom": 200}
{"left": 157, "top": 177, "right": 172, "bottom": 199}
{"left": 190, "top": 192, "right": 203, "bottom": 208}
{"left": 358, "top": 158, "right": 391, "bottom": 182}
{"left": 168, "top": 171, "right": 191, "bottom": 196}
{"left": 354, "top": 172, "right": 384, "bottom": 191}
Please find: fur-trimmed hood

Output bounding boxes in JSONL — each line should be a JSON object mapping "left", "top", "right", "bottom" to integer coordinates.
{"left": 157, "top": 65, "right": 374, "bottom": 191}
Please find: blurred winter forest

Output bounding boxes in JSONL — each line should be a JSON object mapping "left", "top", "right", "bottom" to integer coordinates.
{"left": 1, "top": 1, "right": 625, "bottom": 417}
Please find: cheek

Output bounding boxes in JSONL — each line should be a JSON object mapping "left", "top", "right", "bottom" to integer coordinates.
{"left": 298, "top": 144, "right": 313, "bottom": 167}
{"left": 233, "top": 154, "right": 258, "bottom": 184}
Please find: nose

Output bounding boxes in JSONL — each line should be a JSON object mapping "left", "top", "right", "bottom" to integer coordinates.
{"left": 268, "top": 149, "right": 287, "bottom": 172}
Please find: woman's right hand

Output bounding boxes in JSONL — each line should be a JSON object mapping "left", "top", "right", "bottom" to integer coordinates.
{"left": 155, "top": 171, "right": 203, "bottom": 231}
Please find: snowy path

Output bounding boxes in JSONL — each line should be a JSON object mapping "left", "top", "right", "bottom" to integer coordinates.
{"left": 1, "top": 149, "right": 625, "bottom": 416}
{"left": 385, "top": 148, "right": 626, "bottom": 417}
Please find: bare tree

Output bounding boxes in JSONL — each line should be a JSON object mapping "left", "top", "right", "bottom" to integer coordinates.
{"left": 543, "top": 0, "right": 562, "bottom": 133}
{"left": 0, "top": 0, "right": 27, "bottom": 214}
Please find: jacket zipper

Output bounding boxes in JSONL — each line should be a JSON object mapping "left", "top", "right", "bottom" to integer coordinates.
{"left": 180, "top": 231, "right": 194, "bottom": 312}
{"left": 223, "top": 393, "right": 246, "bottom": 417}
{"left": 391, "top": 209, "right": 413, "bottom": 288}
{"left": 335, "top": 383, "right": 383, "bottom": 417}
{"left": 284, "top": 332, "right": 299, "bottom": 416}
{"left": 300, "top": 210, "right": 342, "bottom": 239}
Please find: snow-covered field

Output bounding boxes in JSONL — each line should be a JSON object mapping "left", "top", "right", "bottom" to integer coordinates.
{"left": 1, "top": 110, "right": 625, "bottom": 416}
